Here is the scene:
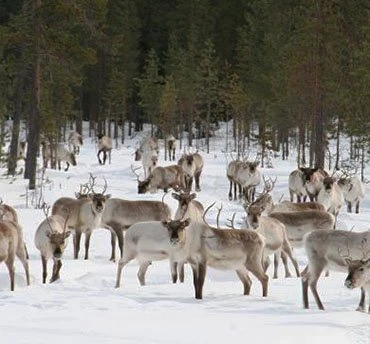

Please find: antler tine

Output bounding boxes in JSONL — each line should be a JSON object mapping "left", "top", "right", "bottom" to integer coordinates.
{"left": 216, "top": 203, "right": 223, "bottom": 229}
{"left": 262, "top": 175, "right": 277, "bottom": 194}
{"left": 202, "top": 202, "right": 216, "bottom": 226}
{"left": 101, "top": 177, "right": 108, "bottom": 195}
{"left": 88, "top": 173, "right": 97, "bottom": 194}
{"left": 161, "top": 191, "right": 169, "bottom": 203}
{"left": 226, "top": 213, "right": 236, "bottom": 230}
{"left": 42, "top": 202, "right": 50, "bottom": 217}
{"left": 131, "top": 164, "right": 142, "bottom": 181}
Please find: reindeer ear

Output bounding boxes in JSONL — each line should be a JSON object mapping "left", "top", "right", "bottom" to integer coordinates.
{"left": 172, "top": 193, "right": 180, "bottom": 200}
{"left": 105, "top": 194, "right": 112, "bottom": 199}
{"left": 46, "top": 231, "right": 51, "bottom": 238}
{"left": 65, "top": 231, "right": 72, "bottom": 238}
{"left": 190, "top": 193, "right": 197, "bottom": 200}
{"left": 161, "top": 220, "right": 168, "bottom": 227}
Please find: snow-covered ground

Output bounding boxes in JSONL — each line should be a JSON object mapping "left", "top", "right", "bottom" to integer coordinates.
{"left": 1, "top": 123, "right": 370, "bottom": 344}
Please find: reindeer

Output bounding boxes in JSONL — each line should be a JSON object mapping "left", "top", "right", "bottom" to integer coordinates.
{"left": 317, "top": 176, "right": 344, "bottom": 227}
{"left": 227, "top": 159, "right": 261, "bottom": 202}
{"left": 288, "top": 169, "right": 307, "bottom": 202}
{"left": 337, "top": 174, "right": 365, "bottom": 214}
{"left": 97, "top": 134, "right": 112, "bottom": 165}
{"left": 201, "top": 202, "right": 269, "bottom": 298}
{"left": 68, "top": 131, "right": 83, "bottom": 155}
{"left": 42, "top": 142, "right": 77, "bottom": 171}
{"left": 51, "top": 174, "right": 111, "bottom": 260}
{"left": 177, "top": 152, "right": 204, "bottom": 192}
{"left": 0, "top": 220, "right": 30, "bottom": 291}
{"left": 101, "top": 197, "right": 172, "bottom": 262}
{"left": 34, "top": 206, "right": 71, "bottom": 283}
{"left": 133, "top": 165, "right": 186, "bottom": 194}
{"left": 244, "top": 202, "right": 300, "bottom": 279}
{"left": 345, "top": 258, "right": 370, "bottom": 313}
{"left": 135, "top": 136, "right": 159, "bottom": 178}
{"left": 251, "top": 176, "right": 326, "bottom": 214}
{"left": 115, "top": 218, "right": 191, "bottom": 288}
{"left": 300, "top": 167, "right": 328, "bottom": 201}
{"left": 268, "top": 210, "right": 335, "bottom": 249}
{"left": 302, "top": 229, "right": 370, "bottom": 311}
{"left": 166, "top": 134, "right": 177, "bottom": 161}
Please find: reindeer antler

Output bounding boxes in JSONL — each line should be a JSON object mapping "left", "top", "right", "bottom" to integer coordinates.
{"left": 131, "top": 164, "right": 142, "bottom": 181}
{"left": 202, "top": 202, "right": 216, "bottom": 226}
{"left": 226, "top": 213, "right": 236, "bottom": 230}
{"left": 216, "top": 204, "right": 223, "bottom": 228}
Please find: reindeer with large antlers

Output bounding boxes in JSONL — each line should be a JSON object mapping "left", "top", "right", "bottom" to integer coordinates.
{"left": 51, "top": 174, "right": 111, "bottom": 260}
{"left": 302, "top": 229, "right": 370, "bottom": 311}
{"left": 34, "top": 204, "right": 72, "bottom": 283}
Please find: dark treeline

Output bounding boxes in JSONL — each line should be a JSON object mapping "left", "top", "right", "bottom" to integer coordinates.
{"left": 0, "top": 0, "right": 369, "bottom": 188}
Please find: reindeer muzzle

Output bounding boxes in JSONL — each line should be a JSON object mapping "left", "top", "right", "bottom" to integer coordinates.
{"left": 344, "top": 279, "right": 354, "bottom": 289}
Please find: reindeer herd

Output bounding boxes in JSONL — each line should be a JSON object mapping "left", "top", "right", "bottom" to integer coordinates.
{"left": 1, "top": 132, "right": 370, "bottom": 315}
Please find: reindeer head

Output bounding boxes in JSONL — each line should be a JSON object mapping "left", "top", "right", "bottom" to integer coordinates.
{"left": 344, "top": 258, "right": 370, "bottom": 290}
{"left": 322, "top": 176, "right": 335, "bottom": 193}
{"left": 162, "top": 218, "right": 190, "bottom": 245}
{"left": 85, "top": 174, "right": 111, "bottom": 212}
{"left": 245, "top": 204, "right": 263, "bottom": 229}
{"left": 138, "top": 176, "right": 152, "bottom": 194}
{"left": 172, "top": 192, "right": 197, "bottom": 213}
{"left": 47, "top": 230, "right": 71, "bottom": 259}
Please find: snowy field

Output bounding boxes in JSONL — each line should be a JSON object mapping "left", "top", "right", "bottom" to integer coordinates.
{"left": 1, "top": 123, "right": 370, "bottom": 344}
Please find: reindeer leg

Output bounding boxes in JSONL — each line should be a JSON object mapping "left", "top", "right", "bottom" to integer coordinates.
{"left": 5, "top": 257, "right": 15, "bottom": 291}
{"left": 110, "top": 231, "right": 117, "bottom": 262}
{"left": 228, "top": 181, "right": 233, "bottom": 201}
{"left": 347, "top": 201, "right": 352, "bottom": 213}
{"left": 84, "top": 230, "right": 92, "bottom": 260}
{"left": 73, "top": 230, "right": 82, "bottom": 259}
{"left": 97, "top": 150, "right": 102, "bottom": 165}
{"left": 195, "top": 171, "right": 201, "bottom": 192}
{"left": 247, "top": 262, "right": 269, "bottom": 297}
{"left": 41, "top": 255, "right": 48, "bottom": 284}
{"left": 115, "top": 253, "right": 135, "bottom": 288}
{"left": 170, "top": 261, "right": 178, "bottom": 283}
{"left": 17, "top": 246, "right": 30, "bottom": 286}
{"left": 273, "top": 252, "right": 280, "bottom": 279}
{"left": 357, "top": 287, "right": 366, "bottom": 312}
{"left": 64, "top": 162, "right": 70, "bottom": 172}
{"left": 178, "top": 262, "right": 185, "bottom": 283}
{"left": 137, "top": 260, "right": 151, "bottom": 286}
{"left": 236, "top": 268, "right": 252, "bottom": 295}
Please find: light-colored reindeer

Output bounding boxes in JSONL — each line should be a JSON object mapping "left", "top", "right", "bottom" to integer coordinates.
{"left": 97, "top": 134, "right": 112, "bottom": 165}
{"left": 302, "top": 229, "right": 370, "bottom": 312}
{"left": 177, "top": 152, "right": 204, "bottom": 192}
{"left": 34, "top": 205, "right": 71, "bottom": 283}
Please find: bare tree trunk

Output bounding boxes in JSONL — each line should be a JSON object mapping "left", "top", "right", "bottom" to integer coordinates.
{"left": 25, "top": 0, "right": 42, "bottom": 190}
{"left": 8, "top": 71, "right": 25, "bottom": 175}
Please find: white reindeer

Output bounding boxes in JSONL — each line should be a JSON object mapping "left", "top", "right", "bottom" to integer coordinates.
{"left": 245, "top": 203, "right": 300, "bottom": 279}
{"left": 302, "top": 229, "right": 370, "bottom": 311}
{"left": 42, "top": 142, "right": 77, "bottom": 171}
{"left": 51, "top": 176, "right": 110, "bottom": 260}
{"left": 68, "top": 131, "right": 83, "bottom": 155}
{"left": 115, "top": 218, "right": 191, "bottom": 288}
{"left": 0, "top": 220, "right": 30, "bottom": 291}
{"left": 337, "top": 175, "right": 365, "bottom": 213}
{"left": 97, "top": 134, "right": 112, "bottom": 165}
{"left": 317, "top": 176, "right": 344, "bottom": 227}
{"left": 34, "top": 213, "right": 71, "bottom": 283}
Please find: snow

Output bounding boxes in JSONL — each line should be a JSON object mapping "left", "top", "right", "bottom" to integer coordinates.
{"left": 1, "top": 122, "right": 370, "bottom": 344}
